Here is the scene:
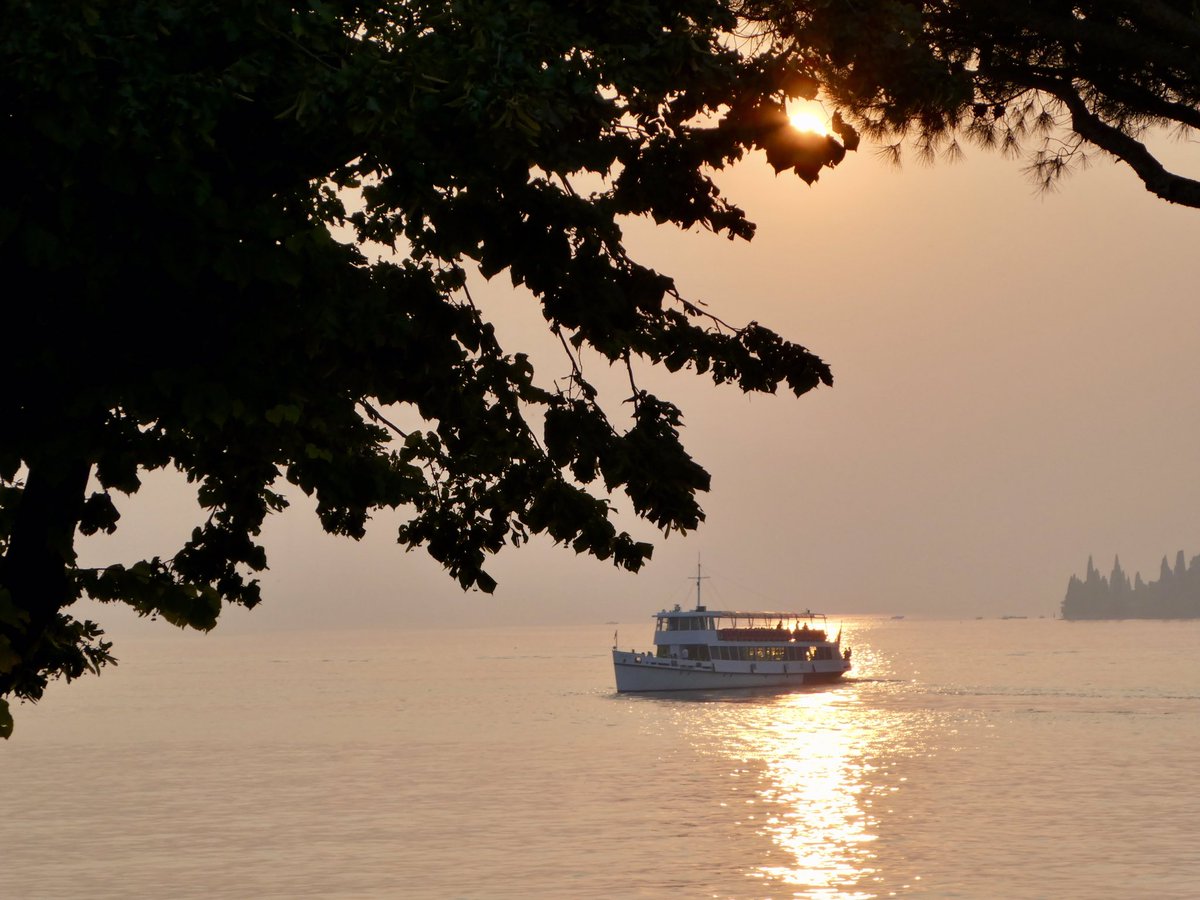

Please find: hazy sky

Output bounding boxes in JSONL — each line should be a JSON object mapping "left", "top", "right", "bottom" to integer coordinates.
{"left": 77, "top": 132, "right": 1200, "bottom": 635}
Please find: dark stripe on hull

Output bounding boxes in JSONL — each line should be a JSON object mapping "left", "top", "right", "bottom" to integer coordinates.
{"left": 613, "top": 661, "right": 848, "bottom": 693}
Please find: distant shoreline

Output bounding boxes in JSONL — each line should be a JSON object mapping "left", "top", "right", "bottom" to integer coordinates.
{"left": 1061, "top": 611, "right": 1200, "bottom": 621}
{"left": 1061, "top": 551, "right": 1200, "bottom": 620}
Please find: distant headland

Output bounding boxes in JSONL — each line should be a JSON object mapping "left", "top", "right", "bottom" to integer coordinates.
{"left": 1062, "top": 551, "right": 1200, "bottom": 620}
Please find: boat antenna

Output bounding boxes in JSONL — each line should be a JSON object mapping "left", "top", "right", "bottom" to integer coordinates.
{"left": 692, "top": 556, "right": 709, "bottom": 610}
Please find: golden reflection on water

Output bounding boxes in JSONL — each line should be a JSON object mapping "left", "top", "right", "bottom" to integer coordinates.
{"left": 750, "top": 691, "right": 877, "bottom": 898}
{"left": 699, "top": 684, "right": 914, "bottom": 900}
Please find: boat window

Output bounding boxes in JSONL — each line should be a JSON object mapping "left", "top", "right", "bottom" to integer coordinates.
{"left": 723, "top": 645, "right": 803, "bottom": 662}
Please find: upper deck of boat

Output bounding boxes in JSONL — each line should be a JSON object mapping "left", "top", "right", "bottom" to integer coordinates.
{"left": 653, "top": 607, "right": 834, "bottom": 640}
{"left": 653, "top": 607, "right": 827, "bottom": 622}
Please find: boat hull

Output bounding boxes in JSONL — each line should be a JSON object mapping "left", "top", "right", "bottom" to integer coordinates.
{"left": 613, "top": 650, "right": 848, "bottom": 693}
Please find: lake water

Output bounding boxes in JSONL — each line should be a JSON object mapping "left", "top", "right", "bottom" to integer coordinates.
{"left": 3, "top": 617, "right": 1199, "bottom": 899}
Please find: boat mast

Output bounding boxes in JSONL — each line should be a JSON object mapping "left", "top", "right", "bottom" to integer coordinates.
{"left": 693, "top": 557, "right": 709, "bottom": 610}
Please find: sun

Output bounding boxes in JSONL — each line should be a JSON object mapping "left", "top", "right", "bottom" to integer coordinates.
{"left": 788, "top": 110, "right": 829, "bottom": 135}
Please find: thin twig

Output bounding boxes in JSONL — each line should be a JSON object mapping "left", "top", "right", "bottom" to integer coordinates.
{"left": 359, "top": 400, "right": 408, "bottom": 438}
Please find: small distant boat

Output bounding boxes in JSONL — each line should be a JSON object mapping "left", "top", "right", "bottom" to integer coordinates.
{"left": 612, "top": 566, "right": 852, "bottom": 692}
{"left": 891, "top": 615, "right": 906, "bottom": 620}
{"left": 1000, "top": 615, "right": 1028, "bottom": 620}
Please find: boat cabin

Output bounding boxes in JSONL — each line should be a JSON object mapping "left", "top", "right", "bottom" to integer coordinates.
{"left": 650, "top": 604, "right": 834, "bottom": 662}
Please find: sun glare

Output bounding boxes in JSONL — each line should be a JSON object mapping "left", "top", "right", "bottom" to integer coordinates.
{"left": 789, "top": 110, "right": 830, "bottom": 135}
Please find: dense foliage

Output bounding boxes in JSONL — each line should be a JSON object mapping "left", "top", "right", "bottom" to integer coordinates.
{"left": 0, "top": 0, "right": 850, "bottom": 736}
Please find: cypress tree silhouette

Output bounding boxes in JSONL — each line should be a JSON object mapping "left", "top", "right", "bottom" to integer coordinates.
{"left": 1062, "top": 550, "right": 1200, "bottom": 619}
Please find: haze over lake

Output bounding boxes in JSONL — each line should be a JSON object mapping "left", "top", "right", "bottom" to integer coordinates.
{"left": 5, "top": 617, "right": 1198, "bottom": 899}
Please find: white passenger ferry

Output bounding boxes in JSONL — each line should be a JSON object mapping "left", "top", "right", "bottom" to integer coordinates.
{"left": 612, "top": 571, "right": 852, "bottom": 692}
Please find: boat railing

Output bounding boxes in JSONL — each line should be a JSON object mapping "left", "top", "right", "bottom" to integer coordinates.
{"left": 627, "top": 652, "right": 714, "bottom": 671}
{"left": 717, "top": 627, "right": 827, "bottom": 643}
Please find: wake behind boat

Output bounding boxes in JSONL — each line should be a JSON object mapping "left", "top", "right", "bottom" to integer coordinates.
{"left": 612, "top": 568, "right": 852, "bottom": 692}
